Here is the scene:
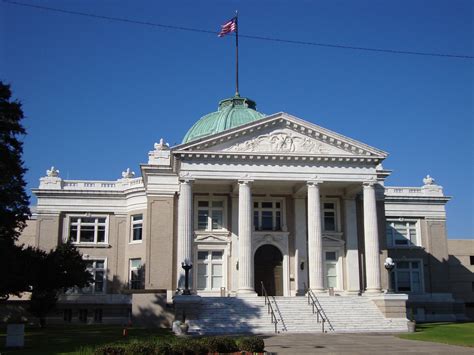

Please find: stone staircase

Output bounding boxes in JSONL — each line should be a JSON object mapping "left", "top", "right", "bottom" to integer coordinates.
{"left": 187, "top": 295, "right": 409, "bottom": 335}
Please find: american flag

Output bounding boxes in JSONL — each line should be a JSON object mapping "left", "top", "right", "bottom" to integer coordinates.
{"left": 218, "top": 17, "right": 237, "bottom": 37}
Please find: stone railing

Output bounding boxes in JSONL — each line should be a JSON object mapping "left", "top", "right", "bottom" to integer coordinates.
{"left": 40, "top": 177, "right": 144, "bottom": 192}
{"left": 385, "top": 185, "right": 444, "bottom": 197}
{"left": 385, "top": 187, "right": 423, "bottom": 195}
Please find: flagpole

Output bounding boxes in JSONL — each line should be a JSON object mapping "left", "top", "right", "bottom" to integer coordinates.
{"left": 235, "top": 10, "right": 239, "bottom": 97}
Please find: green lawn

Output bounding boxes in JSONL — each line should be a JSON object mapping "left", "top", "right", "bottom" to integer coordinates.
{"left": 399, "top": 322, "right": 474, "bottom": 348}
{"left": 0, "top": 325, "right": 174, "bottom": 354}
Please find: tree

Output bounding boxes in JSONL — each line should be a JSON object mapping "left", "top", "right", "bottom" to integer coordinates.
{"left": 0, "top": 81, "right": 30, "bottom": 244}
{"left": 0, "top": 81, "right": 31, "bottom": 300}
{"left": 29, "top": 242, "right": 92, "bottom": 327}
{"left": 0, "top": 83, "right": 92, "bottom": 326}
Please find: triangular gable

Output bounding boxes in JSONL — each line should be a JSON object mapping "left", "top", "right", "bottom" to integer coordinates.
{"left": 173, "top": 112, "right": 388, "bottom": 159}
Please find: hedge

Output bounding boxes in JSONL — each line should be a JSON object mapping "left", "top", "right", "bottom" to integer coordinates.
{"left": 93, "top": 335, "right": 265, "bottom": 354}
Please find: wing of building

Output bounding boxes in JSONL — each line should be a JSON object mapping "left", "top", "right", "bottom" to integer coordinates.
{"left": 10, "top": 95, "right": 473, "bottom": 331}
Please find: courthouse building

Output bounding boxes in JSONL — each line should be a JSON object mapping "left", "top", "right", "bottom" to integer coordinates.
{"left": 15, "top": 95, "right": 472, "bottom": 331}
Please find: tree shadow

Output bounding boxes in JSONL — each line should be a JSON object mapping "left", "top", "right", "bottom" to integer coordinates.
{"left": 175, "top": 296, "right": 270, "bottom": 335}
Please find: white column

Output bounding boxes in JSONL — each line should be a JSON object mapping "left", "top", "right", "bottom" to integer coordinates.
{"left": 176, "top": 179, "right": 193, "bottom": 289}
{"left": 344, "top": 197, "right": 361, "bottom": 293}
{"left": 307, "top": 181, "right": 324, "bottom": 292}
{"left": 238, "top": 179, "right": 254, "bottom": 294}
{"left": 363, "top": 182, "right": 382, "bottom": 293}
{"left": 294, "top": 196, "right": 308, "bottom": 295}
{"left": 230, "top": 195, "right": 239, "bottom": 293}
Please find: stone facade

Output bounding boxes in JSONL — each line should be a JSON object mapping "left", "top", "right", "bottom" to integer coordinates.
{"left": 7, "top": 110, "right": 470, "bottom": 326}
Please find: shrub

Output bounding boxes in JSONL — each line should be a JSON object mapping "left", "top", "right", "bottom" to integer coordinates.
{"left": 155, "top": 342, "right": 172, "bottom": 355}
{"left": 170, "top": 338, "right": 207, "bottom": 355}
{"left": 93, "top": 344, "right": 126, "bottom": 355}
{"left": 201, "top": 336, "right": 239, "bottom": 353}
{"left": 125, "top": 341, "right": 156, "bottom": 354}
{"left": 236, "top": 336, "right": 265, "bottom": 352}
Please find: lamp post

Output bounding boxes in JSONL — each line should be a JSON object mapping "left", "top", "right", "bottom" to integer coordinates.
{"left": 384, "top": 257, "right": 395, "bottom": 294}
{"left": 181, "top": 262, "right": 193, "bottom": 295}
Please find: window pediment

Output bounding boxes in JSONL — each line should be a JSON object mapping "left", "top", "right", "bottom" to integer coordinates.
{"left": 194, "top": 231, "right": 230, "bottom": 243}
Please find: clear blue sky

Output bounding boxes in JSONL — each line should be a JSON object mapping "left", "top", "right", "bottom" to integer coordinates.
{"left": 1, "top": 0, "right": 473, "bottom": 238}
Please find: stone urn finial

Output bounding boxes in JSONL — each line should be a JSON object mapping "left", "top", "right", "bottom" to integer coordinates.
{"left": 423, "top": 175, "right": 435, "bottom": 186}
{"left": 154, "top": 138, "right": 170, "bottom": 151}
{"left": 121, "top": 168, "right": 135, "bottom": 179}
{"left": 46, "top": 166, "right": 60, "bottom": 177}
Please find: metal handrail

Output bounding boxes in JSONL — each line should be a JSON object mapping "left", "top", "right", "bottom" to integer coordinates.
{"left": 260, "top": 281, "right": 280, "bottom": 333}
{"left": 270, "top": 294, "right": 287, "bottom": 332}
{"left": 303, "top": 282, "right": 334, "bottom": 332}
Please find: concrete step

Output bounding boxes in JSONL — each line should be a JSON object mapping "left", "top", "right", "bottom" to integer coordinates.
{"left": 190, "top": 296, "right": 409, "bottom": 334}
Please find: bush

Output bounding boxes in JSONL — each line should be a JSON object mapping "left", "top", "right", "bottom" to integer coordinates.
{"left": 155, "top": 342, "right": 172, "bottom": 355}
{"left": 201, "top": 336, "right": 239, "bottom": 353}
{"left": 170, "top": 338, "right": 206, "bottom": 355}
{"left": 93, "top": 344, "right": 126, "bottom": 355}
{"left": 236, "top": 336, "right": 265, "bottom": 352}
{"left": 125, "top": 341, "right": 156, "bottom": 354}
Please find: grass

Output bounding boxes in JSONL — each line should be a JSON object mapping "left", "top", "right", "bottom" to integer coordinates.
{"left": 0, "top": 325, "right": 174, "bottom": 354}
{"left": 399, "top": 322, "right": 474, "bottom": 348}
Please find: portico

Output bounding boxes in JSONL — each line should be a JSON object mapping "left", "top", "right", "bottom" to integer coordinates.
{"left": 169, "top": 96, "right": 390, "bottom": 298}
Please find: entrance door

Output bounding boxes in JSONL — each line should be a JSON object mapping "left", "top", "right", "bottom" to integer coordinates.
{"left": 324, "top": 251, "right": 338, "bottom": 289}
{"left": 254, "top": 245, "right": 283, "bottom": 296}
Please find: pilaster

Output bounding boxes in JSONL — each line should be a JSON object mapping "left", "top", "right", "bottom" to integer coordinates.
{"left": 343, "top": 197, "right": 360, "bottom": 294}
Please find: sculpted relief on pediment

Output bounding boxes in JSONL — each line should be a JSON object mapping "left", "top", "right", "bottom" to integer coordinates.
{"left": 222, "top": 129, "right": 344, "bottom": 155}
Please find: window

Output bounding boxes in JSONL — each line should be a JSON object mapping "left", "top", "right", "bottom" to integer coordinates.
{"left": 69, "top": 216, "right": 108, "bottom": 244}
{"left": 94, "top": 309, "right": 103, "bottom": 323}
{"left": 129, "top": 258, "right": 144, "bottom": 290}
{"left": 131, "top": 215, "right": 143, "bottom": 242}
{"left": 253, "top": 201, "right": 282, "bottom": 231}
{"left": 391, "top": 260, "right": 423, "bottom": 293}
{"left": 81, "top": 259, "right": 106, "bottom": 294}
{"left": 196, "top": 199, "right": 225, "bottom": 230}
{"left": 196, "top": 251, "right": 223, "bottom": 291}
{"left": 470, "top": 256, "right": 474, "bottom": 265}
{"left": 323, "top": 202, "right": 337, "bottom": 232}
{"left": 386, "top": 220, "right": 418, "bottom": 247}
{"left": 79, "top": 309, "right": 88, "bottom": 323}
{"left": 63, "top": 309, "right": 72, "bottom": 323}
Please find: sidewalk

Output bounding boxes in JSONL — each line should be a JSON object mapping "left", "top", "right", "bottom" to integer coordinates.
{"left": 263, "top": 333, "right": 473, "bottom": 354}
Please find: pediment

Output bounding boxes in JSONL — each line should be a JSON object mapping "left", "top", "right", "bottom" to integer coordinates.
{"left": 174, "top": 113, "right": 387, "bottom": 159}
{"left": 194, "top": 232, "right": 230, "bottom": 243}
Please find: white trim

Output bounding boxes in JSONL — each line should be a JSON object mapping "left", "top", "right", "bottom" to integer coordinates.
{"left": 64, "top": 213, "right": 110, "bottom": 245}
{"left": 386, "top": 218, "right": 420, "bottom": 248}
{"left": 391, "top": 258, "right": 424, "bottom": 294}
{"left": 129, "top": 214, "right": 143, "bottom": 244}
{"left": 193, "top": 246, "right": 229, "bottom": 294}
{"left": 252, "top": 232, "right": 290, "bottom": 296}
{"left": 252, "top": 197, "right": 287, "bottom": 231}
{"left": 321, "top": 197, "right": 341, "bottom": 233}
{"left": 194, "top": 196, "right": 228, "bottom": 232}
{"left": 79, "top": 256, "right": 107, "bottom": 294}
{"left": 323, "top": 247, "right": 344, "bottom": 291}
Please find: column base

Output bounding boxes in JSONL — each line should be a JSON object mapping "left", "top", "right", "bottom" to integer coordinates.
{"left": 310, "top": 288, "right": 326, "bottom": 294}
{"left": 364, "top": 288, "right": 383, "bottom": 294}
{"left": 345, "top": 290, "right": 362, "bottom": 295}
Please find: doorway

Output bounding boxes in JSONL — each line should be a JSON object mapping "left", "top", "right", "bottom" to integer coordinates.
{"left": 254, "top": 244, "right": 283, "bottom": 296}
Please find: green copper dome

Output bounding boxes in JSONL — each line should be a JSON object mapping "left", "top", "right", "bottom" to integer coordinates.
{"left": 182, "top": 96, "right": 265, "bottom": 143}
